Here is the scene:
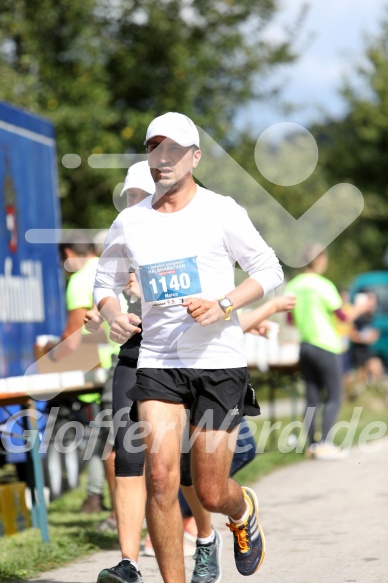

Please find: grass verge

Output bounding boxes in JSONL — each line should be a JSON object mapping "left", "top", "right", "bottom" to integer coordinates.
{"left": 0, "top": 481, "right": 119, "bottom": 583}
{"left": 1, "top": 387, "right": 387, "bottom": 581}
{"left": 234, "top": 386, "right": 388, "bottom": 484}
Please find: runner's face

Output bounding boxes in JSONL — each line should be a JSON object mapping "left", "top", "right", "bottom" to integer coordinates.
{"left": 126, "top": 188, "right": 150, "bottom": 207}
{"left": 147, "top": 136, "right": 199, "bottom": 192}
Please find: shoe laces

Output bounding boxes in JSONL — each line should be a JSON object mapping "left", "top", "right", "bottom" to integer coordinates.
{"left": 113, "top": 560, "right": 137, "bottom": 576}
{"left": 113, "top": 560, "right": 129, "bottom": 572}
{"left": 226, "top": 521, "right": 251, "bottom": 552}
{"left": 193, "top": 544, "right": 212, "bottom": 574}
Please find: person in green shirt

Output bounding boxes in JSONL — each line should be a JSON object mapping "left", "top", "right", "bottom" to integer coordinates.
{"left": 43, "top": 232, "right": 112, "bottom": 512}
{"left": 286, "top": 245, "right": 364, "bottom": 460}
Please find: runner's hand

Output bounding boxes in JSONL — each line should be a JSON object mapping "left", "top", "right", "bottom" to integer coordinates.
{"left": 249, "top": 320, "right": 272, "bottom": 337}
{"left": 182, "top": 298, "right": 225, "bottom": 326}
{"left": 274, "top": 294, "right": 296, "bottom": 313}
{"left": 84, "top": 309, "right": 103, "bottom": 332}
{"left": 110, "top": 313, "right": 142, "bottom": 344}
{"left": 124, "top": 273, "right": 141, "bottom": 299}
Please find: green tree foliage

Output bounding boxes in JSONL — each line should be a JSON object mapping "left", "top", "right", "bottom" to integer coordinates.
{"left": 229, "top": 15, "right": 388, "bottom": 287}
{"left": 309, "top": 17, "right": 388, "bottom": 282}
{"left": 0, "top": 0, "right": 299, "bottom": 228}
{"left": 223, "top": 128, "right": 335, "bottom": 282}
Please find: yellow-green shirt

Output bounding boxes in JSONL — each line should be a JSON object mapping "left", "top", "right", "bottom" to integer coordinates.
{"left": 286, "top": 273, "right": 342, "bottom": 354}
{"left": 66, "top": 257, "right": 116, "bottom": 401}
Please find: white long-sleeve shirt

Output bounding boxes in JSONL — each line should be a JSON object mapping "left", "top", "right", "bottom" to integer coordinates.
{"left": 94, "top": 186, "right": 283, "bottom": 368}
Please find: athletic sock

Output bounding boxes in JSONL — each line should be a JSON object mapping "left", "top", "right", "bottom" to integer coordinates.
{"left": 197, "top": 529, "right": 215, "bottom": 545}
{"left": 229, "top": 500, "right": 249, "bottom": 524}
{"left": 122, "top": 558, "right": 140, "bottom": 571}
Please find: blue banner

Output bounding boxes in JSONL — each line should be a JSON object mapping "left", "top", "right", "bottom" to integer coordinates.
{"left": 0, "top": 101, "right": 66, "bottom": 378}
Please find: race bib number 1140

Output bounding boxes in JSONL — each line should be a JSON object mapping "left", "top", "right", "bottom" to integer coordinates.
{"left": 139, "top": 256, "right": 202, "bottom": 305}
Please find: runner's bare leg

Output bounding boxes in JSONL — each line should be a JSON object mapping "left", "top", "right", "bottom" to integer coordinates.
{"left": 180, "top": 484, "right": 213, "bottom": 538}
{"left": 138, "top": 400, "right": 186, "bottom": 583}
{"left": 115, "top": 475, "right": 146, "bottom": 561}
{"left": 191, "top": 425, "right": 247, "bottom": 521}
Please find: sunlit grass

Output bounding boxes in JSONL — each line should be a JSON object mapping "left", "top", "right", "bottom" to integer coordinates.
{"left": 234, "top": 387, "right": 388, "bottom": 484}
{"left": 0, "top": 386, "right": 387, "bottom": 581}
{"left": 0, "top": 475, "right": 117, "bottom": 582}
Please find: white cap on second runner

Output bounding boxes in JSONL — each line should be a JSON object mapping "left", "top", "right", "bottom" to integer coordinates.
{"left": 120, "top": 161, "right": 155, "bottom": 196}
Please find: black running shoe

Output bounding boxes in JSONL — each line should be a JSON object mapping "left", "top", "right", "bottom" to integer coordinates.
{"left": 97, "top": 560, "right": 143, "bottom": 583}
{"left": 226, "top": 487, "right": 265, "bottom": 576}
{"left": 191, "top": 529, "right": 222, "bottom": 583}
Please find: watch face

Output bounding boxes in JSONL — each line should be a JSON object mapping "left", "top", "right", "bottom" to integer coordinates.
{"left": 220, "top": 298, "right": 232, "bottom": 309}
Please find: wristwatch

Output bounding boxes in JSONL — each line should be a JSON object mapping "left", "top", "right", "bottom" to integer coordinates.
{"left": 217, "top": 297, "right": 233, "bottom": 321}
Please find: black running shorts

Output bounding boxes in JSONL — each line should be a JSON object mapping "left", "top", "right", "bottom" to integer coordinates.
{"left": 127, "top": 367, "right": 250, "bottom": 430}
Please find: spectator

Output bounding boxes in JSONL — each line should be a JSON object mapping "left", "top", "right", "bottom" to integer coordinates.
{"left": 42, "top": 231, "right": 112, "bottom": 512}
{"left": 349, "top": 291, "right": 384, "bottom": 384}
{"left": 286, "top": 245, "right": 370, "bottom": 460}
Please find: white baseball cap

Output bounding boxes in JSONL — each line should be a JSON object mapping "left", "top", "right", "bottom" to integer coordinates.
{"left": 144, "top": 112, "right": 200, "bottom": 148}
{"left": 120, "top": 161, "right": 155, "bottom": 196}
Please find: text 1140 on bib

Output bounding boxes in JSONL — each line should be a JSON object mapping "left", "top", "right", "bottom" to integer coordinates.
{"left": 139, "top": 256, "right": 202, "bottom": 306}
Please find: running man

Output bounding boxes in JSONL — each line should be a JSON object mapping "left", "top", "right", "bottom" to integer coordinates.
{"left": 94, "top": 112, "right": 283, "bottom": 583}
